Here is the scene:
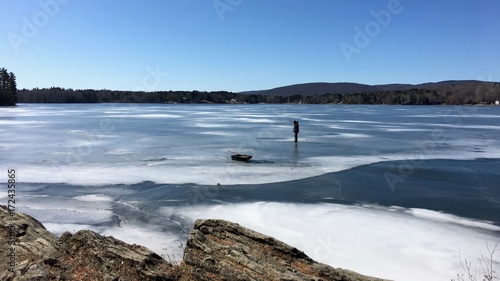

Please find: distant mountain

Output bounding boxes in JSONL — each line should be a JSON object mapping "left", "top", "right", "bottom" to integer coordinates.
{"left": 240, "top": 80, "right": 497, "bottom": 97}
{"left": 375, "top": 80, "right": 487, "bottom": 91}
{"left": 239, "top": 82, "right": 378, "bottom": 97}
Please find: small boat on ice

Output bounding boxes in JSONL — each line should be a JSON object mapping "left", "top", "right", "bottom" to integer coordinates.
{"left": 228, "top": 151, "right": 252, "bottom": 161}
{"left": 231, "top": 154, "right": 253, "bottom": 162}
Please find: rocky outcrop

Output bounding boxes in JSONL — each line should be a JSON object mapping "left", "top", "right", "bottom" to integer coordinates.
{"left": 0, "top": 206, "right": 388, "bottom": 281}
{"left": 0, "top": 206, "right": 174, "bottom": 281}
{"left": 181, "top": 219, "right": 385, "bottom": 281}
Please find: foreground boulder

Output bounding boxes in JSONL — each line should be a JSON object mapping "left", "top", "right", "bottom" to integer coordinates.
{"left": 182, "top": 219, "right": 385, "bottom": 281}
{"left": 0, "top": 206, "right": 174, "bottom": 281}
{"left": 0, "top": 206, "right": 388, "bottom": 281}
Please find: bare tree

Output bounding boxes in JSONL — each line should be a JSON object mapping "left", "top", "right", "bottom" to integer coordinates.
{"left": 452, "top": 242, "right": 499, "bottom": 281}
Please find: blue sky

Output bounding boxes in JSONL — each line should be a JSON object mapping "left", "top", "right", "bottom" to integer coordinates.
{"left": 1, "top": 0, "right": 499, "bottom": 92}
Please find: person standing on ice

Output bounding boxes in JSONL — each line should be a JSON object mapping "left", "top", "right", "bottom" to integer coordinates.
{"left": 293, "top": 120, "right": 299, "bottom": 142}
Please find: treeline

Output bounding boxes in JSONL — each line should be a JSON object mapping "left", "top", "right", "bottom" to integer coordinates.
{"left": 17, "top": 88, "right": 289, "bottom": 104}
{"left": 301, "top": 89, "right": 443, "bottom": 105}
{"left": 297, "top": 86, "right": 499, "bottom": 105}
{"left": 0, "top": 68, "right": 18, "bottom": 106}
{"left": 17, "top": 86, "right": 499, "bottom": 105}
{"left": 18, "top": 88, "right": 238, "bottom": 103}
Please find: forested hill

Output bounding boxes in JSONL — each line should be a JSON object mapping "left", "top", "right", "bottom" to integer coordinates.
{"left": 239, "top": 82, "right": 378, "bottom": 96}
{"left": 243, "top": 80, "right": 499, "bottom": 96}
{"left": 17, "top": 80, "right": 500, "bottom": 105}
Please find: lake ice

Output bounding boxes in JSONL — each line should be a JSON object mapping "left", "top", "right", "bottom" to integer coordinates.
{"left": 1, "top": 103, "right": 499, "bottom": 280}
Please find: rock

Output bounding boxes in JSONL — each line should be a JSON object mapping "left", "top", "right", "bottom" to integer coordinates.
{"left": 0, "top": 205, "right": 62, "bottom": 280}
{"left": 55, "top": 230, "right": 173, "bottom": 280}
{"left": 0, "top": 206, "right": 174, "bottom": 281}
{"left": 181, "top": 219, "right": 387, "bottom": 281}
{"left": 0, "top": 206, "right": 390, "bottom": 281}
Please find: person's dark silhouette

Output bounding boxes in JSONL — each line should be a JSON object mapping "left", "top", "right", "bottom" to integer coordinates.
{"left": 293, "top": 120, "right": 299, "bottom": 142}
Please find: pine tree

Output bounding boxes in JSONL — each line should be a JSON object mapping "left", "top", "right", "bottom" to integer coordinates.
{"left": 0, "top": 68, "right": 18, "bottom": 106}
{"left": 0, "top": 68, "right": 7, "bottom": 105}
{"left": 7, "top": 72, "right": 18, "bottom": 105}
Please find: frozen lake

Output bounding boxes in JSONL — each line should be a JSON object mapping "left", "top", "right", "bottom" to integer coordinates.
{"left": 1, "top": 103, "right": 499, "bottom": 280}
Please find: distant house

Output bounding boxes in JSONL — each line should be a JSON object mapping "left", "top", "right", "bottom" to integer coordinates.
{"left": 496, "top": 100, "right": 499, "bottom": 105}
